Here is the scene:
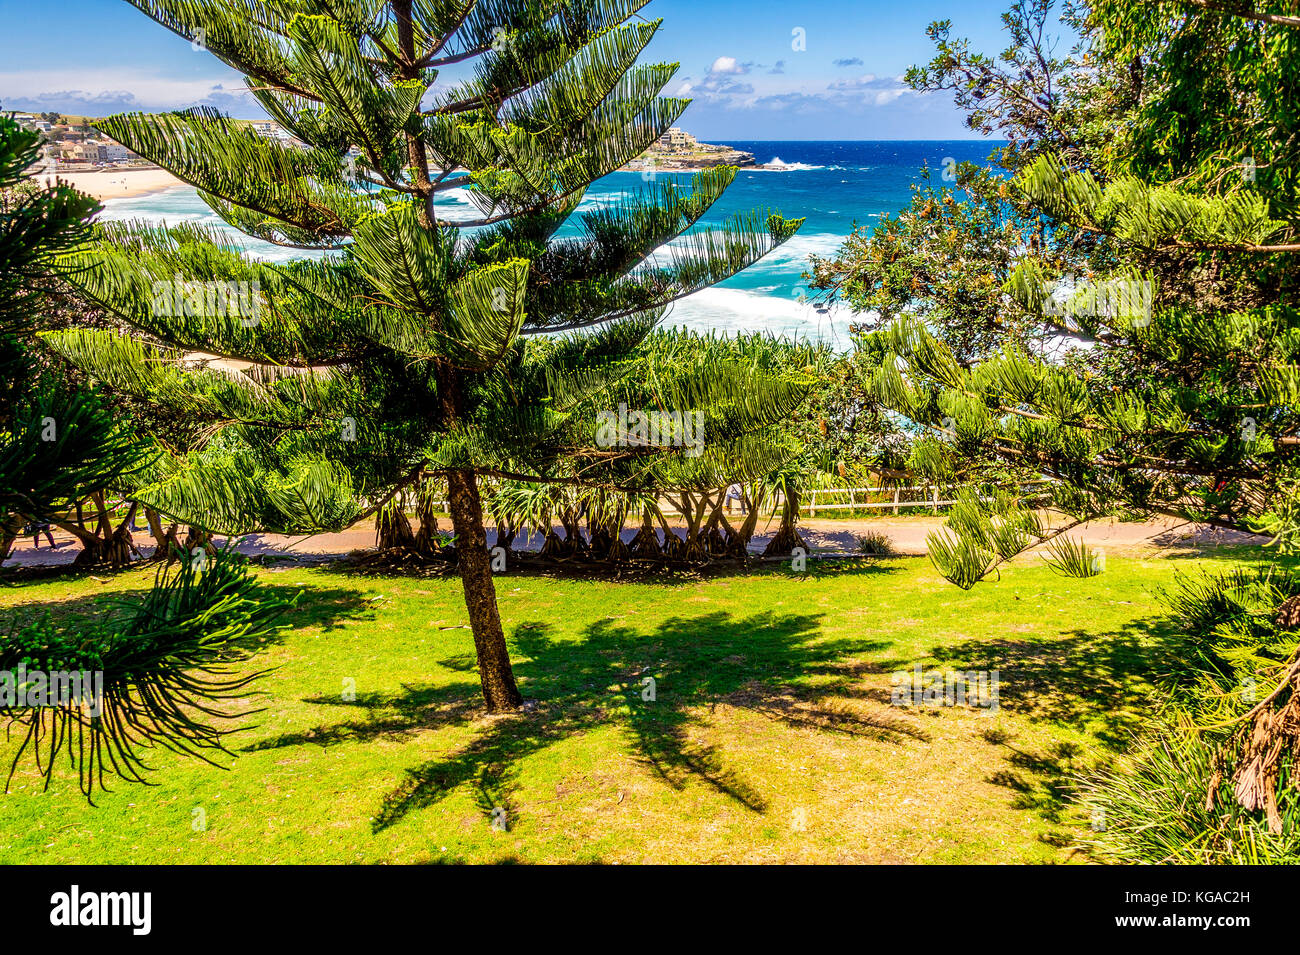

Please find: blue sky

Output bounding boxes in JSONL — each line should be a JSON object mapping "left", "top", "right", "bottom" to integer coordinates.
{"left": 0, "top": 0, "right": 1050, "bottom": 139}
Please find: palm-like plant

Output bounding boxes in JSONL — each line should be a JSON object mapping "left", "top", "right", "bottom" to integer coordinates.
{"left": 48, "top": 0, "right": 807, "bottom": 712}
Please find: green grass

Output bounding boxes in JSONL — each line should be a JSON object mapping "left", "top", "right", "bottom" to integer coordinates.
{"left": 0, "top": 552, "right": 1248, "bottom": 863}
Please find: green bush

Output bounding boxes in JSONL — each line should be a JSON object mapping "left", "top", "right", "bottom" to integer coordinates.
{"left": 855, "top": 531, "right": 894, "bottom": 555}
{"left": 1080, "top": 718, "right": 1300, "bottom": 864}
{"left": 1081, "top": 565, "right": 1300, "bottom": 862}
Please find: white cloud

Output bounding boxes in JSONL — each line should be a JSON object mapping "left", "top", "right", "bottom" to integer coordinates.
{"left": 0, "top": 67, "right": 255, "bottom": 114}
{"left": 708, "top": 56, "right": 746, "bottom": 75}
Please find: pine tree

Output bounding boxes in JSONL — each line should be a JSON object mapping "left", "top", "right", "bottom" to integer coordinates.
{"left": 830, "top": 1, "right": 1300, "bottom": 842}
{"left": 0, "top": 114, "right": 290, "bottom": 800}
{"left": 48, "top": 1, "right": 807, "bottom": 712}
{"left": 0, "top": 115, "right": 148, "bottom": 561}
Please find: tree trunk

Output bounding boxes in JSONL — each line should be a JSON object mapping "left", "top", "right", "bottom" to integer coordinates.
{"left": 630, "top": 507, "right": 661, "bottom": 558}
{"left": 144, "top": 507, "right": 183, "bottom": 561}
{"left": 397, "top": 3, "right": 519, "bottom": 713}
{"left": 494, "top": 516, "right": 517, "bottom": 553}
{"left": 412, "top": 482, "right": 442, "bottom": 556}
{"left": 71, "top": 501, "right": 140, "bottom": 567}
{"left": 763, "top": 488, "right": 808, "bottom": 556}
{"left": 446, "top": 468, "right": 523, "bottom": 712}
{"left": 730, "top": 485, "right": 766, "bottom": 556}
{"left": 376, "top": 500, "right": 417, "bottom": 551}
{"left": 0, "top": 513, "right": 22, "bottom": 564}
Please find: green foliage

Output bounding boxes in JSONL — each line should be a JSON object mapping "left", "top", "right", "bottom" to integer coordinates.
{"left": 926, "top": 487, "right": 1048, "bottom": 588}
{"left": 832, "top": 0, "right": 1300, "bottom": 590}
{"left": 855, "top": 531, "right": 894, "bottom": 556}
{"left": 1081, "top": 721, "right": 1300, "bottom": 864}
{"left": 1017, "top": 152, "right": 1286, "bottom": 250}
{"left": 1, "top": 550, "right": 290, "bottom": 800}
{"left": 1042, "top": 535, "right": 1103, "bottom": 578}
{"left": 0, "top": 115, "right": 151, "bottom": 552}
{"left": 53, "top": 2, "right": 809, "bottom": 538}
{"left": 1081, "top": 563, "right": 1300, "bottom": 862}
{"left": 1160, "top": 565, "right": 1300, "bottom": 724}
{"left": 821, "top": 0, "right": 1300, "bottom": 855}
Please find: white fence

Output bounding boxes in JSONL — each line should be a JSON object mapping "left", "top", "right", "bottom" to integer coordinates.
{"left": 800, "top": 486, "right": 945, "bottom": 516}
{"left": 655, "top": 486, "right": 954, "bottom": 518}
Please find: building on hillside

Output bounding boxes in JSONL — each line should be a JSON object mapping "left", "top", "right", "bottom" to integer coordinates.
{"left": 660, "top": 127, "right": 696, "bottom": 152}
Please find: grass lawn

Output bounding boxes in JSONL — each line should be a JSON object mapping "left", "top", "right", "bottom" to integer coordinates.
{"left": 0, "top": 550, "right": 1250, "bottom": 864}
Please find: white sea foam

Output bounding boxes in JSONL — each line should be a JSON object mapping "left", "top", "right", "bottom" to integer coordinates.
{"left": 664, "top": 285, "right": 857, "bottom": 347}
{"left": 97, "top": 189, "right": 862, "bottom": 342}
{"left": 764, "top": 157, "right": 825, "bottom": 171}
{"left": 97, "top": 190, "right": 326, "bottom": 263}
{"left": 748, "top": 231, "right": 847, "bottom": 267}
{"left": 649, "top": 230, "right": 844, "bottom": 264}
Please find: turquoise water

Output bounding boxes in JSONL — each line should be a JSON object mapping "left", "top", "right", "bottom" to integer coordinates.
{"left": 98, "top": 139, "right": 1001, "bottom": 345}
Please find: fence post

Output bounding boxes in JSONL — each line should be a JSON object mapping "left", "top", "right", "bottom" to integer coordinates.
{"left": 809, "top": 489, "right": 816, "bottom": 518}
{"left": 932, "top": 487, "right": 939, "bottom": 514}
{"left": 849, "top": 486, "right": 855, "bottom": 517}
{"left": 892, "top": 488, "right": 900, "bottom": 516}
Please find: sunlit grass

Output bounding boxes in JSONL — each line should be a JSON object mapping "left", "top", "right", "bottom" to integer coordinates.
{"left": 0, "top": 551, "right": 1254, "bottom": 864}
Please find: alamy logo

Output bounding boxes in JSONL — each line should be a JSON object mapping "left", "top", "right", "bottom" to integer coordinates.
{"left": 49, "top": 885, "right": 151, "bottom": 935}
{"left": 0, "top": 666, "right": 103, "bottom": 717}
{"left": 151, "top": 275, "right": 262, "bottom": 325}
{"left": 891, "top": 665, "right": 999, "bottom": 712}
{"left": 1043, "top": 275, "right": 1153, "bottom": 326}
{"left": 595, "top": 403, "right": 704, "bottom": 458}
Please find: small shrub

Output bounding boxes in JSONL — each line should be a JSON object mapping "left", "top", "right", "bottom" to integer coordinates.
{"left": 856, "top": 531, "right": 894, "bottom": 556}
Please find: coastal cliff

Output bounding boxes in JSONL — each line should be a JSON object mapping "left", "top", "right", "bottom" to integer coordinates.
{"left": 622, "top": 127, "right": 758, "bottom": 172}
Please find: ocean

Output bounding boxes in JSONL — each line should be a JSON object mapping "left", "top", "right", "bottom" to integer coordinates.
{"left": 97, "top": 140, "right": 1001, "bottom": 346}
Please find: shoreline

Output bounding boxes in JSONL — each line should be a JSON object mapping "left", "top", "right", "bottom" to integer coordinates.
{"left": 63, "top": 163, "right": 800, "bottom": 203}
{"left": 41, "top": 167, "right": 186, "bottom": 200}
{"left": 618, "top": 161, "right": 802, "bottom": 174}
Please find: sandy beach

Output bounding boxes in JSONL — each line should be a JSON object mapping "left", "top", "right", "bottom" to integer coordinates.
{"left": 48, "top": 166, "right": 185, "bottom": 200}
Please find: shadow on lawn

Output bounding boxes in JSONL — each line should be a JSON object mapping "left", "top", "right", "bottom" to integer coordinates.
{"left": 0, "top": 579, "right": 368, "bottom": 651}
{"left": 892, "top": 615, "right": 1184, "bottom": 832}
{"left": 249, "top": 603, "right": 927, "bottom": 833}
{"left": 925, "top": 617, "right": 1182, "bottom": 748}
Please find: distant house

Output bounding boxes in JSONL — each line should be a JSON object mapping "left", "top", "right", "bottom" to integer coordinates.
{"left": 58, "top": 142, "right": 97, "bottom": 162}
{"left": 100, "top": 142, "right": 137, "bottom": 162}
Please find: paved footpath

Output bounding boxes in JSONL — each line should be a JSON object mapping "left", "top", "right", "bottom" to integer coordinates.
{"left": 3, "top": 513, "right": 1268, "bottom": 569}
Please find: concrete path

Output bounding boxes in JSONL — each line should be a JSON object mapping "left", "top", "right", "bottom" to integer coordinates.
{"left": 2, "top": 513, "right": 1268, "bottom": 569}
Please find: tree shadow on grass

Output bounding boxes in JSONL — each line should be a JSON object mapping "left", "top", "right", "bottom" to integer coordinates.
{"left": 894, "top": 617, "right": 1183, "bottom": 749}
{"left": 372, "top": 612, "right": 927, "bottom": 832}
{"left": 884, "top": 616, "right": 1184, "bottom": 832}
{"left": 248, "top": 605, "right": 927, "bottom": 834}
{"left": 984, "top": 734, "right": 1086, "bottom": 829}
{"left": 244, "top": 682, "right": 482, "bottom": 750}
{"left": 0, "top": 581, "right": 369, "bottom": 653}
{"left": 318, "top": 554, "right": 894, "bottom": 587}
